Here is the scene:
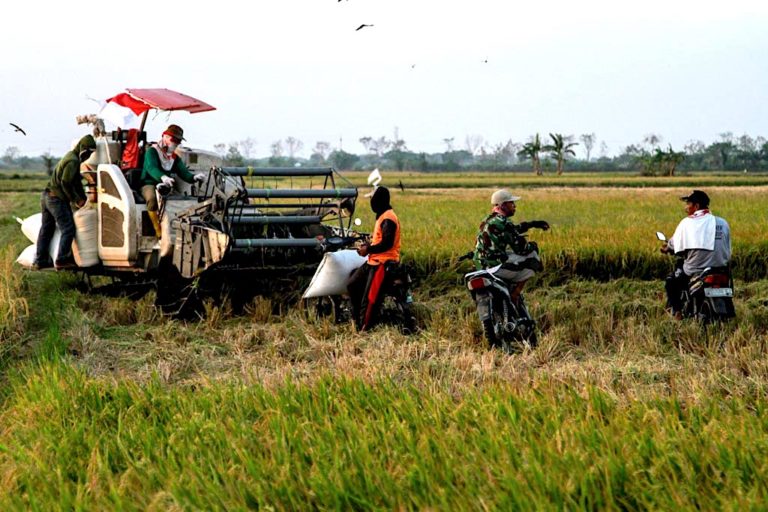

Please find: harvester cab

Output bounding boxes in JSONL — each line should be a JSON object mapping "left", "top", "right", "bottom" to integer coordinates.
{"left": 85, "top": 88, "right": 219, "bottom": 270}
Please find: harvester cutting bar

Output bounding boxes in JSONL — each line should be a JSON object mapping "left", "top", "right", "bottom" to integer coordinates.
{"left": 245, "top": 188, "right": 357, "bottom": 199}
{"left": 232, "top": 238, "right": 322, "bottom": 249}
{"left": 229, "top": 215, "right": 322, "bottom": 225}
{"left": 222, "top": 167, "right": 334, "bottom": 177}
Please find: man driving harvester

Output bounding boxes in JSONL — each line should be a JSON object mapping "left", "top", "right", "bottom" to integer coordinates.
{"left": 139, "top": 124, "right": 205, "bottom": 239}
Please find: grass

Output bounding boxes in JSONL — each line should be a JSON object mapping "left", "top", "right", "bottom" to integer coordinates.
{"left": 2, "top": 173, "right": 768, "bottom": 508}
{"left": 2, "top": 370, "right": 768, "bottom": 510}
{"left": 0, "top": 172, "right": 48, "bottom": 193}
{"left": 33, "top": 276, "right": 768, "bottom": 389}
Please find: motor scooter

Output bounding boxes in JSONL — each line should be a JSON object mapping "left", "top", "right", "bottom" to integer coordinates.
{"left": 657, "top": 231, "right": 735, "bottom": 323}
{"left": 459, "top": 251, "right": 538, "bottom": 351}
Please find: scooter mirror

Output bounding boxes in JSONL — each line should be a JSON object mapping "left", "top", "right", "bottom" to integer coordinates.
{"left": 354, "top": 218, "right": 362, "bottom": 226}
{"left": 656, "top": 231, "right": 667, "bottom": 241}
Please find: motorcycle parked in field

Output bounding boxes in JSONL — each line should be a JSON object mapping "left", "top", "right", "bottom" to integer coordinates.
{"left": 459, "top": 252, "right": 538, "bottom": 351}
{"left": 657, "top": 231, "right": 735, "bottom": 323}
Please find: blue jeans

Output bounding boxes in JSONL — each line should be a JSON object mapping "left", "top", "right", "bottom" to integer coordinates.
{"left": 35, "top": 190, "right": 75, "bottom": 265}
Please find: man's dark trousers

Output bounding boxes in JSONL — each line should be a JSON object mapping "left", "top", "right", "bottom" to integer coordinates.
{"left": 35, "top": 189, "right": 75, "bottom": 266}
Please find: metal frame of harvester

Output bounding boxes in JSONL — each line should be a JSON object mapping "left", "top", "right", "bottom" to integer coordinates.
{"left": 173, "top": 166, "right": 358, "bottom": 278}
{"left": 159, "top": 165, "right": 359, "bottom": 315}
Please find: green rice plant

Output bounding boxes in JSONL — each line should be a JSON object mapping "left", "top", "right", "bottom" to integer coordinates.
{"left": 2, "top": 371, "right": 768, "bottom": 510}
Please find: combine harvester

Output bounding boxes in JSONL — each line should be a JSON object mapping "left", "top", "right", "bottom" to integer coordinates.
{"left": 17, "top": 88, "right": 360, "bottom": 315}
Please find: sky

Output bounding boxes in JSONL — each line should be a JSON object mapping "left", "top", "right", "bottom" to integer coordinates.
{"left": 1, "top": 0, "right": 766, "bottom": 159}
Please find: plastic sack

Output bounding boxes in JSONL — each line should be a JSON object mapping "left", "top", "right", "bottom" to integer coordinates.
{"left": 15, "top": 206, "right": 101, "bottom": 268}
{"left": 302, "top": 250, "right": 367, "bottom": 299}
{"left": 16, "top": 213, "right": 63, "bottom": 263}
{"left": 15, "top": 244, "right": 36, "bottom": 268}
{"left": 73, "top": 207, "right": 99, "bottom": 267}
{"left": 18, "top": 214, "right": 40, "bottom": 244}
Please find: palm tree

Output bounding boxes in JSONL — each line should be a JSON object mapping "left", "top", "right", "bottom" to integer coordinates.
{"left": 517, "top": 134, "right": 543, "bottom": 175}
{"left": 642, "top": 145, "right": 686, "bottom": 176}
{"left": 664, "top": 145, "right": 686, "bottom": 176}
{"left": 544, "top": 133, "right": 579, "bottom": 175}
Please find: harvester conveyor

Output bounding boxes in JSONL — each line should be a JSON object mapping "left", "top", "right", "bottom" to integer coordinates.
{"left": 172, "top": 165, "right": 359, "bottom": 278}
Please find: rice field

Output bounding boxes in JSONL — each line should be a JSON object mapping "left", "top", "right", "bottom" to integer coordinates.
{"left": 373, "top": 185, "right": 768, "bottom": 283}
{"left": 340, "top": 170, "right": 768, "bottom": 190}
{"left": 2, "top": 173, "right": 768, "bottom": 509}
{"left": 5, "top": 169, "right": 768, "bottom": 193}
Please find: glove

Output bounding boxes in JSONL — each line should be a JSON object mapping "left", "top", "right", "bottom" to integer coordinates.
{"left": 531, "top": 220, "right": 550, "bottom": 230}
{"left": 160, "top": 175, "right": 175, "bottom": 187}
{"left": 193, "top": 172, "right": 206, "bottom": 182}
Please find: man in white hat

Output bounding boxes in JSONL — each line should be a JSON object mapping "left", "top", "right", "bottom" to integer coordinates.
{"left": 473, "top": 189, "right": 550, "bottom": 303}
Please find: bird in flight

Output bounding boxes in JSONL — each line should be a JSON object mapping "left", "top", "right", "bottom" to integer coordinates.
{"left": 356, "top": 24, "right": 374, "bottom": 31}
{"left": 9, "top": 123, "right": 26, "bottom": 136}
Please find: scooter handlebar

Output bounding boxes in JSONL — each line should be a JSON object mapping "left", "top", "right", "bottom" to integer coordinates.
{"left": 321, "top": 235, "right": 367, "bottom": 252}
{"left": 457, "top": 251, "right": 474, "bottom": 263}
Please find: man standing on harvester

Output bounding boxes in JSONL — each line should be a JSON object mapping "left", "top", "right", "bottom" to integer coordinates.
{"left": 139, "top": 124, "right": 205, "bottom": 238}
{"left": 33, "top": 134, "right": 96, "bottom": 270}
{"left": 348, "top": 185, "right": 401, "bottom": 331}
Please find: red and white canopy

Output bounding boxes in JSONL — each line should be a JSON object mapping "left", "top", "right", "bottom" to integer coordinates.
{"left": 99, "top": 88, "right": 215, "bottom": 127}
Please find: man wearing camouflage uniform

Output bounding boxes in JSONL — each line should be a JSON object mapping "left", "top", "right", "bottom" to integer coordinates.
{"left": 473, "top": 189, "right": 550, "bottom": 303}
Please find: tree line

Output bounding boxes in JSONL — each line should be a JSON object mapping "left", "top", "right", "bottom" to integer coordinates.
{"left": 3, "top": 131, "right": 768, "bottom": 175}
{"left": 209, "top": 131, "right": 768, "bottom": 175}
